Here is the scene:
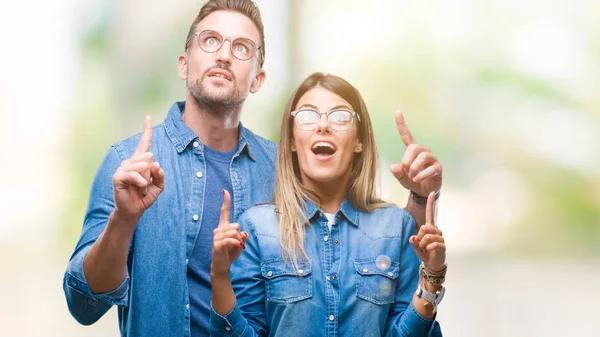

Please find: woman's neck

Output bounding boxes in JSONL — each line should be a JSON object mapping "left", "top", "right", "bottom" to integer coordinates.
{"left": 303, "top": 174, "right": 351, "bottom": 213}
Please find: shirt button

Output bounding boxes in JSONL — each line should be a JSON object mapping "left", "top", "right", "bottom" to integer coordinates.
{"left": 225, "top": 326, "right": 232, "bottom": 332}
{"left": 193, "top": 141, "right": 199, "bottom": 148}
{"left": 332, "top": 274, "right": 337, "bottom": 280}
{"left": 326, "top": 276, "right": 330, "bottom": 281}
{"left": 388, "top": 272, "right": 394, "bottom": 277}
{"left": 334, "top": 239, "right": 339, "bottom": 245}
{"left": 297, "top": 269, "right": 304, "bottom": 275}
{"left": 196, "top": 171, "right": 203, "bottom": 178}
{"left": 363, "top": 268, "right": 369, "bottom": 273}
{"left": 192, "top": 214, "right": 199, "bottom": 221}
{"left": 186, "top": 304, "right": 190, "bottom": 311}
{"left": 323, "top": 235, "right": 329, "bottom": 242}
{"left": 267, "top": 271, "right": 273, "bottom": 277}
{"left": 329, "top": 315, "right": 335, "bottom": 321}
{"left": 185, "top": 259, "right": 189, "bottom": 265}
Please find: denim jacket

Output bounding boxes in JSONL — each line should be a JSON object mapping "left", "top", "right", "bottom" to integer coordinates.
{"left": 63, "top": 102, "right": 277, "bottom": 337}
{"left": 210, "top": 200, "right": 442, "bottom": 337}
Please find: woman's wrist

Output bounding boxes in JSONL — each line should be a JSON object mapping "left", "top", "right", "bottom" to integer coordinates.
{"left": 420, "top": 262, "right": 447, "bottom": 288}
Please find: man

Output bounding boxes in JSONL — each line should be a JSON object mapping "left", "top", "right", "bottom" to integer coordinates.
{"left": 63, "top": 0, "right": 443, "bottom": 336}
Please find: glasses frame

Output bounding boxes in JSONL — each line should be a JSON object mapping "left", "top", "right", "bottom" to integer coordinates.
{"left": 290, "top": 108, "right": 361, "bottom": 132}
{"left": 187, "top": 30, "right": 262, "bottom": 62}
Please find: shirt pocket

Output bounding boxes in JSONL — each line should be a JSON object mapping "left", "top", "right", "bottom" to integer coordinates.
{"left": 354, "top": 259, "right": 400, "bottom": 305}
{"left": 261, "top": 259, "right": 313, "bottom": 304}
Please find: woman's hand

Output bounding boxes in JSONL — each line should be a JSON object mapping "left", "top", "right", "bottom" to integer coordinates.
{"left": 211, "top": 190, "right": 248, "bottom": 277}
{"left": 390, "top": 111, "right": 443, "bottom": 199}
{"left": 409, "top": 191, "right": 446, "bottom": 272}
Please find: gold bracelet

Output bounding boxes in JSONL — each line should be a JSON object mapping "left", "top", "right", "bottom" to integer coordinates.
{"left": 420, "top": 263, "right": 447, "bottom": 286}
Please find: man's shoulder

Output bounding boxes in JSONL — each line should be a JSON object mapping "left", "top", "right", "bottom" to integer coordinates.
{"left": 241, "top": 126, "right": 277, "bottom": 154}
{"left": 111, "top": 122, "right": 167, "bottom": 160}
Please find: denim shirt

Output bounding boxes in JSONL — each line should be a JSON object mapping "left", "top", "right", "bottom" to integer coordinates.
{"left": 210, "top": 200, "right": 442, "bottom": 337}
{"left": 63, "top": 102, "right": 277, "bottom": 337}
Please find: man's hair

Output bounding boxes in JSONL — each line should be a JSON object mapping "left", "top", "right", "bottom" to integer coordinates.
{"left": 185, "top": 0, "right": 265, "bottom": 68}
{"left": 274, "top": 72, "right": 390, "bottom": 268}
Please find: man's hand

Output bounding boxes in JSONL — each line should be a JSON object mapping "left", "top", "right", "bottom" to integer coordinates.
{"left": 389, "top": 110, "right": 442, "bottom": 198}
{"left": 211, "top": 190, "right": 248, "bottom": 277}
{"left": 112, "top": 116, "right": 165, "bottom": 225}
{"left": 409, "top": 192, "right": 446, "bottom": 272}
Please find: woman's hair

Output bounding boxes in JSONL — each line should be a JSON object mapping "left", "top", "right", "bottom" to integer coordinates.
{"left": 274, "top": 72, "right": 390, "bottom": 267}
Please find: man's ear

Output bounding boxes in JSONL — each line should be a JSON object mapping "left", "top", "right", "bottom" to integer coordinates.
{"left": 250, "top": 68, "right": 266, "bottom": 93}
{"left": 177, "top": 53, "right": 189, "bottom": 80}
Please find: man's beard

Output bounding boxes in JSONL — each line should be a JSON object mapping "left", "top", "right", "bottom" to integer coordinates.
{"left": 187, "top": 69, "right": 246, "bottom": 117}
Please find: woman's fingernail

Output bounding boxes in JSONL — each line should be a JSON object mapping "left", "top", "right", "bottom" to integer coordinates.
{"left": 240, "top": 242, "right": 246, "bottom": 249}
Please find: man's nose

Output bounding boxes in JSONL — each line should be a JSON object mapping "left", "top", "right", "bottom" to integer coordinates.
{"left": 216, "top": 40, "right": 233, "bottom": 65}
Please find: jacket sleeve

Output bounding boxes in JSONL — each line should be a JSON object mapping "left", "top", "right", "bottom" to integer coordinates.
{"left": 385, "top": 210, "right": 443, "bottom": 337}
{"left": 63, "top": 146, "right": 131, "bottom": 325}
{"left": 210, "top": 213, "right": 268, "bottom": 336}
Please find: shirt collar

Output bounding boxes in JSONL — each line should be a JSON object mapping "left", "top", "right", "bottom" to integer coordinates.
{"left": 164, "top": 101, "right": 198, "bottom": 153}
{"left": 303, "top": 197, "right": 360, "bottom": 227}
{"left": 163, "top": 100, "right": 256, "bottom": 161}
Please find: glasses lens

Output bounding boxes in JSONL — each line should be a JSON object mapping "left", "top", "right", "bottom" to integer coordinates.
{"left": 294, "top": 110, "right": 320, "bottom": 130}
{"left": 198, "top": 31, "right": 223, "bottom": 52}
{"left": 328, "top": 110, "right": 353, "bottom": 131}
{"left": 232, "top": 38, "right": 256, "bottom": 60}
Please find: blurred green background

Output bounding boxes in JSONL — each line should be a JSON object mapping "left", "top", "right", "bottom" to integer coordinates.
{"left": 0, "top": 0, "right": 598, "bottom": 336}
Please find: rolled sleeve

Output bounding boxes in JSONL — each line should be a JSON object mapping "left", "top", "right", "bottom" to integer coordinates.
{"left": 398, "top": 302, "right": 441, "bottom": 336}
{"left": 63, "top": 244, "right": 130, "bottom": 325}
{"left": 65, "top": 245, "right": 130, "bottom": 306}
{"left": 210, "top": 302, "right": 248, "bottom": 337}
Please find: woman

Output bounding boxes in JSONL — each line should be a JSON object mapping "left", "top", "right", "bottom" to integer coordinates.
{"left": 210, "top": 73, "right": 445, "bottom": 336}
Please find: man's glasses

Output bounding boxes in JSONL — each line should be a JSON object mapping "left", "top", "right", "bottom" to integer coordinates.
{"left": 290, "top": 109, "right": 360, "bottom": 132}
{"left": 189, "top": 30, "right": 261, "bottom": 62}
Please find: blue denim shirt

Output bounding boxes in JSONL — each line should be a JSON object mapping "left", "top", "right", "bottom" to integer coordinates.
{"left": 210, "top": 200, "right": 442, "bottom": 337}
{"left": 63, "top": 102, "right": 277, "bottom": 337}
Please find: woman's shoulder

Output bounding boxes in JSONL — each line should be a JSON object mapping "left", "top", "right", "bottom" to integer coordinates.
{"left": 238, "top": 203, "right": 280, "bottom": 236}
{"left": 367, "top": 204, "right": 412, "bottom": 219}
{"left": 358, "top": 205, "right": 415, "bottom": 237}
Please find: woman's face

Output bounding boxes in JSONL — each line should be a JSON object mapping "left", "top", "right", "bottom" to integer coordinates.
{"left": 292, "top": 87, "right": 362, "bottom": 188}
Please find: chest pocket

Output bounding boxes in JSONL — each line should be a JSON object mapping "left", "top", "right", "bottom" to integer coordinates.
{"left": 354, "top": 259, "right": 400, "bottom": 305}
{"left": 261, "top": 259, "right": 312, "bottom": 304}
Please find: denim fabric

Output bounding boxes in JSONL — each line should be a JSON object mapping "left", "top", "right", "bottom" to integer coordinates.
{"left": 210, "top": 200, "right": 443, "bottom": 337}
{"left": 63, "top": 101, "right": 277, "bottom": 337}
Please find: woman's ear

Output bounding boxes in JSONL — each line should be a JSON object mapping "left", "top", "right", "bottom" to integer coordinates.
{"left": 354, "top": 141, "right": 363, "bottom": 153}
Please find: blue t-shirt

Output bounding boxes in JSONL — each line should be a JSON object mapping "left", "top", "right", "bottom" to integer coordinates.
{"left": 188, "top": 144, "right": 236, "bottom": 336}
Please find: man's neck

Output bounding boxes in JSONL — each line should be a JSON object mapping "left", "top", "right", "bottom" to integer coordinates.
{"left": 182, "top": 95, "right": 243, "bottom": 152}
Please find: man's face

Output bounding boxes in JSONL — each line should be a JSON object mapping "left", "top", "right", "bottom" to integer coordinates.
{"left": 179, "top": 10, "right": 265, "bottom": 110}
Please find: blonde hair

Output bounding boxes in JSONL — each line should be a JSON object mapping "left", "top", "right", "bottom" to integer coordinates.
{"left": 274, "top": 72, "right": 390, "bottom": 267}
